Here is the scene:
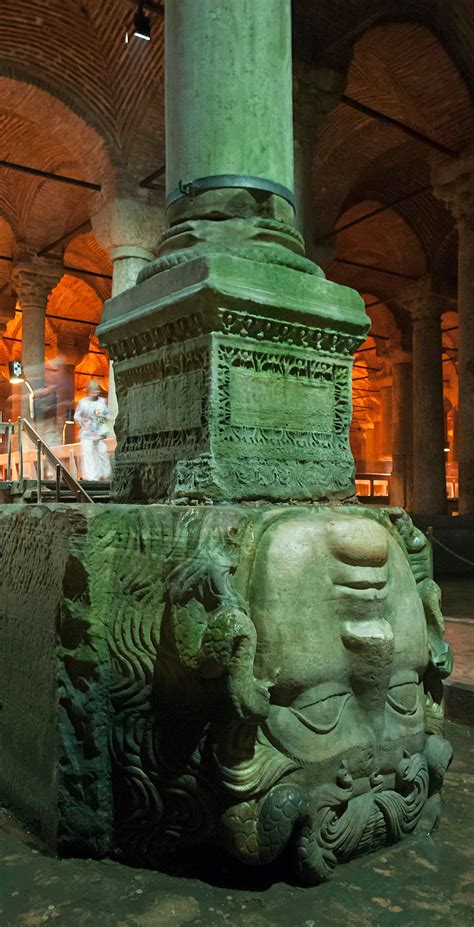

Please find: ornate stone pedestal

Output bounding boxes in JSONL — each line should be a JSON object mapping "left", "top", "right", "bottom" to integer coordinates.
{"left": 99, "top": 239, "right": 368, "bottom": 502}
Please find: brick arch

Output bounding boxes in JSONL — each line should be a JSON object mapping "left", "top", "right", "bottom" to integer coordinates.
{"left": 431, "top": 228, "right": 459, "bottom": 286}
{"left": 64, "top": 233, "right": 112, "bottom": 304}
{"left": 48, "top": 274, "right": 103, "bottom": 335}
{"left": 0, "top": 0, "right": 120, "bottom": 151}
{"left": 0, "top": 78, "right": 115, "bottom": 187}
{"left": 297, "top": 0, "right": 474, "bottom": 94}
{"left": 333, "top": 199, "right": 427, "bottom": 280}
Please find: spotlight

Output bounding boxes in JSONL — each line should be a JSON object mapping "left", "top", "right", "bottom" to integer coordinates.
{"left": 8, "top": 359, "right": 24, "bottom": 384}
{"left": 8, "top": 361, "right": 35, "bottom": 419}
{"left": 133, "top": 5, "right": 151, "bottom": 41}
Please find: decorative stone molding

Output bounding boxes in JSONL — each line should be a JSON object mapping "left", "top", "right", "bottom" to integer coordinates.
{"left": 387, "top": 341, "right": 412, "bottom": 368}
{"left": 399, "top": 275, "right": 455, "bottom": 324}
{"left": 432, "top": 151, "right": 474, "bottom": 229}
{"left": 12, "top": 253, "right": 63, "bottom": 310}
{"left": 92, "top": 195, "right": 164, "bottom": 258}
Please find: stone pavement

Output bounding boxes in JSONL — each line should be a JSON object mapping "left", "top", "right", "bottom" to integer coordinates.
{"left": 0, "top": 721, "right": 472, "bottom": 927}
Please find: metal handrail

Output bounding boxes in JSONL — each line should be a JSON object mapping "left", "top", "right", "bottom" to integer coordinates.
{"left": 16, "top": 417, "right": 94, "bottom": 503}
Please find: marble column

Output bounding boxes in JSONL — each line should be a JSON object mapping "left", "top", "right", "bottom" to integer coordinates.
{"left": 12, "top": 259, "right": 61, "bottom": 422}
{"left": 434, "top": 154, "right": 474, "bottom": 513}
{"left": 54, "top": 333, "right": 90, "bottom": 439}
{"left": 380, "top": 384, "right": 392, "bottom": 458}
{"left": 389, "top": 348, "right": 413, "bottom": 510}
{"left": 92, "top": 194, "right": 163, "bottom": 429}
{"left": 166, "top": 0, "right": 294, "bottom": 223}
{"left": 293, "top": 65, "right": 346, "bottom": 263}
{"left": 407, "top": 281, "right": 446, "bottom": 514}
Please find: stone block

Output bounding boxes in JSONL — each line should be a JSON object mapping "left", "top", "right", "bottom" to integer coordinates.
{"left": 98, "top": 253, "right": 369, "bottom": 503}
{"left": 0, "top": 502, "right": 453, "bottom": 882}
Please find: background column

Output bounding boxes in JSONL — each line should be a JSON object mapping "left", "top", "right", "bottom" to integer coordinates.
{"left": 12, "top": 259, "right": 61, "bottom": 424}
{"left": 92, "top": 192, "right": 163, "bottom": 428}
{"left": 409, "top": 282, "right": 446, "bottom": 514}
{"left": 380, "top": 383, "right": 392, "bottom": 459}
{"left": 54, "top": 332, "right": 90, "bottom": 439}
{"left": 434, "top": 154, "right": 474, "bottom": 513}
{"left": 293, "top": 65, "right": 346, "bottom": 263}
{"left": 389, "top": 348, "right": 413, "bottom": 509}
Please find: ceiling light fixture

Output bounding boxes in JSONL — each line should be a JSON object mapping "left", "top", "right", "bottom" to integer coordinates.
{"left": 125, "top": 2, "right": 164, "bottom": 45}
{"left": 133, "top": 3, "right": 151, "bottom": 41}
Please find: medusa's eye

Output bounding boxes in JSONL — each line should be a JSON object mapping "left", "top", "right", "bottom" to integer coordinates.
{"left": 289, "top": 684, "right": 352, "bottom": 734}
{"left": 386, "top": 677, "right": 420, "bottom": 716}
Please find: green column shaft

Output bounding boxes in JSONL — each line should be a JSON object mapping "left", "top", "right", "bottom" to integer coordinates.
{"left": 165, "top": 0, "right": 294, "bottom": 197}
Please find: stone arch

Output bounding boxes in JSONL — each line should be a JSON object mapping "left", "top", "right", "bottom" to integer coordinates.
{"left": 0, "top": 77, "right": 116, "bottom": 191}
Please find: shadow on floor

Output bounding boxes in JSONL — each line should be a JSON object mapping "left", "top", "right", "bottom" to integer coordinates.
{"left": 1, "top": 722, "right": 473, "bottom": 927}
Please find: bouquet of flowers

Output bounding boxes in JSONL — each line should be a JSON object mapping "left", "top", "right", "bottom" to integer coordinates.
{"left": 94, "top": 406, "right": 109, "bottom": 439}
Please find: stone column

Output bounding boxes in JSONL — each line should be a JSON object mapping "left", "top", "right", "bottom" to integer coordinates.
{"left": 92, "top": 193, "right": 163, "bottom": 429}
{"left": 293, "top": 65, "right": 346, "bottom": 263}
{"left": 12, "top": 258, "right": 61, "bottom": 422}
{"left": 389, "top": 348, "right": 413, "bottom": 510}
{"left": 379, "top": 384, "right": 392, "bottom": 458}
{"left": 434, "top": 154, "right": 474, "bottom": 513}
{"left": 452, "top": 407, "right": 459, "bottom": 463}
{"left": 165, "top": 0, "right": 294, "bottom": 224}
{"left": 98, "top": 0, "right": 369, "bottom": 503}
{"left": 405, "top": 280, "right": 446, "bottom": 514}
{"left": 54, "top": 333, "right": 90, "bottom": 438}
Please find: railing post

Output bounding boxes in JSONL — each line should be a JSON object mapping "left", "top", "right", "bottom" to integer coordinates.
{"left": 55, "top": 464, "right": 61, "bottom": 502}
{"left": 37, "top": 439, "right": 42, "bottom": 503}
{"left": 6, "top": 419, "right": 12, "bottom": 481}
{"left": 18, "top": 417, "right": 23, "bottom": 485}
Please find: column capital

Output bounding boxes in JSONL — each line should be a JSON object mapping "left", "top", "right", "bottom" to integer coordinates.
{"left": 399, "top": 275, "right": 455, "bottom": 323}
{"left": 387, "top": 341, "right": 412, "bottom": 366}
{"left": 91, "top": 193, "right": 165, "bottom": 258}
{"left": 12, "top": 253, "right": 63, "bottom": 310}
{"left": 293, "top": 63, "right": 346, "bottom": 137}
{"left": 432, "top": 151, "right": 474, "bottom": 228}
{"left": 53, "top": 331, "right": 90, "bottom": 367}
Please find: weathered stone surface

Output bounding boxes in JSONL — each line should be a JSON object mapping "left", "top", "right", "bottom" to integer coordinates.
{"left": 165, "top": 0, "right": 294, "bottom": 225}
{"left": 0, "top": 502, "right": 453, "bottom": 883}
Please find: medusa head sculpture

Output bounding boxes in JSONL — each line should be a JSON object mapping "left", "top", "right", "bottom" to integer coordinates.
{"left": 112, "top": 504, "right": 453, "bottom": 884}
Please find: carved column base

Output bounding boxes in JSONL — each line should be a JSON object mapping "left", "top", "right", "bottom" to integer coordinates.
{"left": 0, "top": 503, "right": 453, "bottom": 881}
{"left": 98, "top": 251, "right": 368, "bottom": 502}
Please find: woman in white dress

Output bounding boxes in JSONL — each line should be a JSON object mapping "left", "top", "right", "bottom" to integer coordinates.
{"left": 74, "top": 380, "right": 112, "bottom": 481}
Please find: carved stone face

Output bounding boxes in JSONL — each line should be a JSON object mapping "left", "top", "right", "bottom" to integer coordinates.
{"left": 246, "top": 511, "right": 429, "bottom": 782}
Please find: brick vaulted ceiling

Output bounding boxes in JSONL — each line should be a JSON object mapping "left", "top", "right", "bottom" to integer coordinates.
{"left": 309, "top": 14, "right": 474, "bottom": 312}
{"left": 0, "top": 0, "right": 472, "bottom": 367}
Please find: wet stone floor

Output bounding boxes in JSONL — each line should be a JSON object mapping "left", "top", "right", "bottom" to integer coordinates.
{"left": 1, "top": 722, "right": 473, "bottom": 927}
